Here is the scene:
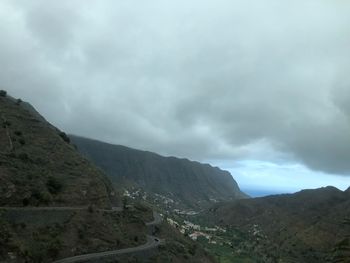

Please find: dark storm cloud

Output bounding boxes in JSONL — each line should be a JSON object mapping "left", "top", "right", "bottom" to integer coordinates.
{"left": 1, "top": 0, "right": 350, "bottom": 175}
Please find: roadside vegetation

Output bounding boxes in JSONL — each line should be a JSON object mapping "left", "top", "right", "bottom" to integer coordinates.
{"left": 0, "top": 207, "right": 149, "bottom": 262}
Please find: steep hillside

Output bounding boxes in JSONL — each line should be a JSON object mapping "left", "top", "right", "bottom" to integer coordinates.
{"left": 70, "top": 135, "right": 248, "bottom": 210}
{"left": 0, "top": 92, "right": 218, "bottom": 263}
{"left": 206, "top": 186, "right": 350, "bottom": 262}
{"left": 0, "top": 93, "right": 116, "bottom": 208}
{"left": 0, "top": 92, "right": 148, "bottom": 262}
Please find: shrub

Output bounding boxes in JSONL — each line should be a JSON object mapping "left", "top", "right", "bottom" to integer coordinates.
{"left": 31, "top": 189, "right": 44, "bottom": 201}
{"left": 24, "top": 242, "right": 47, "bottom": 262}
{"left": 88, "top": 204, "right": 95, "bottom": 213}
{"left": 41, "top": 192, "right": 52, "bottom": 204}
{"left": 31, "top": 189, "right": 51, "bottom": 204}
{"left": 0, "top": 90, "right": 7, "bottom": 97}
{"left": 16, "top": 98, "right": 22, "bottom": 105}
{"left": 22, "top": 198, "right": 30, "bottom": 206}
{"left": 47, "top": 238, "right": 62, "bottom": 258}
{"left": 7, "top": 152, "right": 16, "bottom": 158}
{"left": 0, "top": 217, "right": 11, "bottom": 245}
{"left": 18, "top": 153, "right": 29, "bottom": 162}
{"left": 19, "top": 138, "right": 26, "bottom": 145}
{"left": 46, "top": 176, "right": 63, "bottom": 194}
{"left": 78, "top": 228, "right": 85, "bottom": 239}
{"left": 14, "top": 131, "right": 22, "bottom": 136}
{"left": 59, "top": 132, "right": 70, "bottom": 143}
{"left": 188, "top": 244, "right": 197, "bottom": 255}
{"left": 3, "top": 120, "right": 11, "bottom": 126}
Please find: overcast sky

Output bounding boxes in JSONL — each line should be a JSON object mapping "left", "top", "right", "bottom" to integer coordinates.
{"left": 1, "top": 0, "right": 349, "bottom": 193}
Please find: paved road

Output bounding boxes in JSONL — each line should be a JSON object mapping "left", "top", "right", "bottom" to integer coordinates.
{"left": 52, "top": 235, "right": 163, "bottom": 263}
{"left": 0, "top": 206, "right": 123, "bottom": 212}
{"left": 0, "top": 206, "right": 163, "bottom": 262}
{"left": 146, "top": 211, "right": 163, "bottom": 226}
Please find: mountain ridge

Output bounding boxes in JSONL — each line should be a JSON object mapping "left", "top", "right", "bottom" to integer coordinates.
{"left": 0, "top": 91, "right": 217, "bottom": 263}
{"left": 70, "top": 135, "right": 248, "bottom": 210}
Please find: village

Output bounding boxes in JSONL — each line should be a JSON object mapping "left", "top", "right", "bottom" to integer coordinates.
{"left": 166, "top": 217, "right": 228, "bottom": 244}
{"left": 123, "top": 188, "right": 267, "bottom": 262}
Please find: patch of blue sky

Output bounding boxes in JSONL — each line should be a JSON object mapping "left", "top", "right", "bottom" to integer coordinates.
{"left": 212, "top": 159, "right": 350, "bottom": 197}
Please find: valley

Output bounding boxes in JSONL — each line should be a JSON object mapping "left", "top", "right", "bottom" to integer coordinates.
{"left": 0, "top": 93, "right": 216, "bottom": 263}
{"left": 1, "top": 92, "right": 349, "bottom": 263}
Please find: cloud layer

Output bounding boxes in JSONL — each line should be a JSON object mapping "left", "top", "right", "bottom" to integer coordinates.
{"left": 1, "top": 0, "right": 350, "bottom": 175}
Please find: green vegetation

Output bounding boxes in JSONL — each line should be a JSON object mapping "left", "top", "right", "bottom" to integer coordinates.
{"left": 0, "top": 214, "right": 11, "bottom": 246}
{"left": 59, "top": 131, "right": 70, "bottom": 143}
{"left": 0, "top": 94, "right": 115, "bottom": 207}
{"left": 0, "top": 93, "right": 217, "bottom": 263}
{"left": 169, "top": 212, "right": 256, "bottom": 263}
{"left": 46, "top": 176, "right": 63, "bottom": 195}
{"left": 331, "top": 217, "right": 350, "bottom": 262}
{"left": 203, "top": 187, "right": 350, "bottom": 263}
{"left": 0, "top": 207, "right": 150, "bottom": 262}
{"left": 19, "top": 225, "right": 63, "bottom": 261}
{"left": 149, "top": 221, "right": 216, "bottom": 263}
{"left": 0, "top": 90, "right": 7, "bottom": 97}
{"left": 18, "top": 138, "right": 25, "bottom": 145}
{"left": 199, "top": 242, "right": 253, "bottom": 263}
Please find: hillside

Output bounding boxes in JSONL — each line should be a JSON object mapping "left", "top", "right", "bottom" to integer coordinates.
{"left": 0, "top": 92, "right": 144, "bottom": 262}
{"left": 0, "top": 93, "right": 117, "bottom": 208}
{"left": 70, "top": 135, "right": 248, "bottom": 210}
{"left": 0, "top": 92, "right": 217, "bottom": 263}
{"left": 206, "top": 186, "right": 350, "bottom": 262}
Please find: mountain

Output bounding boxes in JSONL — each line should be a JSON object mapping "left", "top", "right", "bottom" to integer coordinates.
{"left": 0, "top": 92, "right": 217, "bottom": 263}
{"left": 206, "top": 186, "right": 350, "bottom": 262}
{"left": 0, "top": 94, "right": 117, "bottom": 208}
{"left": 70, "top": 135, "right": 248, "bottom": 210}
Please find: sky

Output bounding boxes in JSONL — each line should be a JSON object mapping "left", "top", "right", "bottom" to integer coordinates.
{"left": 0, "top": 0, "right": 349, "bottom": 195}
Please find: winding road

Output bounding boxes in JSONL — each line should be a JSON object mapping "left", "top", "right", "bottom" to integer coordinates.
{"left": 53, "top": 235, "right": 163, "bottom": 263}
{"left": 0, "top": 206, "right": 123, "bottom": 212}
{"left": 146, "top": 211, "right": 163, "bottom": 226}
{"left": 0, "top": 206, "right": 164, "bottom": 262}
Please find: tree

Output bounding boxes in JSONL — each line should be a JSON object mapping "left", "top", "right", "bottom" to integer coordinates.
{"left": 46, "top": 176, "right": 63, "bottom": 194}
{"left": 0, "top": 90, "right": 7, "bottom": 97}
{"left": 59, "top": 132, "right": 70, "bottom": 144}
{"left": 122, "top": 197, "right": 128, "bottom": 210}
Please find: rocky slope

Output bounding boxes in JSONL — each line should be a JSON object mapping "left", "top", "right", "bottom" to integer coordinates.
{"left": 0, "top": 91, "right": 217, "bottom": 263}
{"left": 70, "top": 135, "right": 248, "bottom": 210}
{"left": 0, "top": 93, "right": 117, "bottom": 208}
{"left": 207, "top": 186, "right": 350, "bottom": 262}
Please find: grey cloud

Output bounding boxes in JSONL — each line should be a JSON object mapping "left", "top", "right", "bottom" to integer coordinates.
{"left": 1, "top": 0, "right": 350, "bottom": 175}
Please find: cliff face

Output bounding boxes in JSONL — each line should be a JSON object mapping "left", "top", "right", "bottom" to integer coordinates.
{"left": 70, "top": 135, "right": 248, "bottom": 209}
{"left": 0, "top": 94, "right": 116, "bottom": 208}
